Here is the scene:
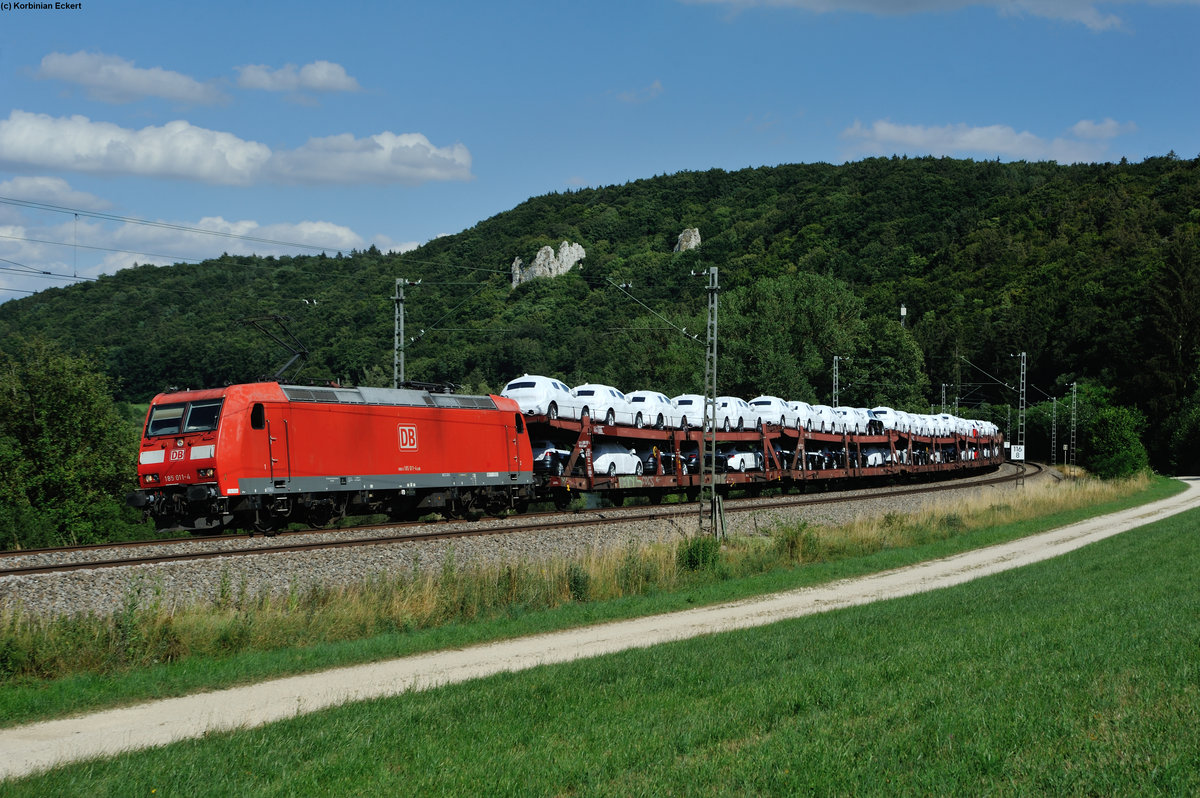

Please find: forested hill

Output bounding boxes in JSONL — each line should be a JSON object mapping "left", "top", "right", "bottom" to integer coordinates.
{"left": 3, "top": 155, "right": 1199, "bottom": 467}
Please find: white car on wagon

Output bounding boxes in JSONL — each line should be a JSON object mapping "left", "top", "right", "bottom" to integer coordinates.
{"left": 715, "top": 396, "right": 753, "bottom": 431}
{"left": 572, "top": 383, "right": 636, "bottom": 426}
{"left": 592, "top": 441, "right": 643, "bottom": 476}
{"left": 748, "top": 396, "right": 801, "bottom": 429}
{"left": 625, "top": 390, "right": 683, "bottom": 429}
{"left": 834, "top": 406, "right": 870, "bottom": 435}
{"left": 810, "top": 404, "right": 842, "bottom": 434}
{"left": 787, "top": 401, "right": 817, "bottom": 431}
{"left": 501, "top": 375, "right": 583, "bottom": 420}
{"left": 671, "top": 394, "right": 711, "bottom": 430}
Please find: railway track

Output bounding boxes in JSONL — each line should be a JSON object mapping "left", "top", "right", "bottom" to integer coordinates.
{"left": 1, "top": 463, "right": 1033, "bottom": 578}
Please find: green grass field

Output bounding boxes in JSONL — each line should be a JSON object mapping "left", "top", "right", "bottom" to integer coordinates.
{"left": 1, "top": 474, "right": 1178, "bottom": 731}
{"left": 5, "top": 484, "right": 1198, "bottom": 794}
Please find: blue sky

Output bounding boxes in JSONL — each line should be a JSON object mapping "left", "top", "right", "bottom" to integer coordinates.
{"left": 1, "top": 0, "right": 1198, "bottom": 300}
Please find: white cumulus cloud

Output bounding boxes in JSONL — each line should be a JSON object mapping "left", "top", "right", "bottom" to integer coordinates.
{"left": 0, "top": 111, "right": 271, "bottom": 184}
{"left": 616, "top": 79, "right": 665, "bottom": 104}
{"left": 1070, "top": 117, "right": 1138, "bottom": 139}
{"left": 268, "top": 131, "right": 472, "bottom": 185}
{"left": 0, "top": 176, "right": 112, "bottom": 210}
{"left": 37, "top": 51, "right": 227, "bottom": 104}
{"left": 0, "top": 111, "right": 472, "bottom": 186}
{"left": 236, "top": 60, "right": 362, "bottom": 92}
{"left": 841, "top": 118, "right": 1134, "bottom": 162}
{"left": 679, "top": 0, "right": 1190, "bottom": 32}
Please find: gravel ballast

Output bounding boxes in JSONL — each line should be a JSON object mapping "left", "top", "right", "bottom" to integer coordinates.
{"left": 1, "top": 466, "right": 1035, "bottom": 619}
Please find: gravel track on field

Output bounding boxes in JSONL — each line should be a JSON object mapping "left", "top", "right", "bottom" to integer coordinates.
{"left": 4, "top": 471, "right": 1195, "bottom": 782}
{"left": 1, "top": 466, "right": 1023, "bottom": 620}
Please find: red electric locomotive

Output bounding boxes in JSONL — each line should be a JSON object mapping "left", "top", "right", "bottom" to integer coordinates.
{"left": 128, "top": 382, "right": 534, "bottom": 533}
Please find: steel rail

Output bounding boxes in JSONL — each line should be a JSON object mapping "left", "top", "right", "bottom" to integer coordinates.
{"left": 2, "top": 463, "right": 1031, "bottom": 578}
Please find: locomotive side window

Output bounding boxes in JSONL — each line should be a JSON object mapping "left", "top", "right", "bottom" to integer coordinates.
{"left": 146, "top": 404, "right": 185, "bottom": 436}
{"left": 514, "top": 414, "right": 525, "bottom": 434}
{"left": 184, "top": 399, "right": 224, "bottom": 432}
{"left": 251, "top": 403, "right": 265, "bottom": 430}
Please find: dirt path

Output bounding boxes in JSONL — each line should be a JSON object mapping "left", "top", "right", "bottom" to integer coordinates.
{"left": 3, "top": 477, "right": 1197, "bottom": 782}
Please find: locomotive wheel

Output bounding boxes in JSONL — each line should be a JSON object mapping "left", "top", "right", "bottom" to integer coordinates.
{"left": 306, "top": 502, "right": 336, "bottom": 529}
{"left": 548, "top": 402, "right": 559, "bottom": 420}
{"left": 253, "top": 513, "right": 280, "bottom": 536}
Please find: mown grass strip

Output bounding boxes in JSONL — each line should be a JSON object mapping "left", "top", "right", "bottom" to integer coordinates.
{"left": 0, "top": 473, "right": 1182, "bottom": 729}
{"left": 6, "top": 486, "right": 1198, "bottom": 794}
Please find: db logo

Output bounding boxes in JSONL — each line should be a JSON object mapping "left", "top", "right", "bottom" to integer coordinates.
{"left": 170, "top": 449, "right": 185, "bottom": 461}
{"left": 397, "top": 425, "right": 418, "bottom": 451}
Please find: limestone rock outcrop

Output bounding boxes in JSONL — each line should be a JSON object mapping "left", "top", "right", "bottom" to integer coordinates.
{"left": 511, "top": 241, "right": 586, "bottom": 287}
{"left": 674, "top": 228, "right": 701, "bottom": 252}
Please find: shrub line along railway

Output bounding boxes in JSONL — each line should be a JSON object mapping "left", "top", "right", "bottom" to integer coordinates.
{"left": 4, "top": 464, "right": 1033, "bottom": 579}
{"left": 124, "top": 381, "right": 1007, "bottom": 536}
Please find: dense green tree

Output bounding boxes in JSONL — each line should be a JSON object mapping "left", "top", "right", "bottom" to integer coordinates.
{"left": 0, "top": 338, "right": 144, "bottom": 548}
{"left": 1085, "top": 405, "right": 1150, "bottom": 478}
{"left": 721, "top": 272, "right": 866, "bottom": 403}
{"left": 4, "top": 155, "right": 1200, "bottom": 470}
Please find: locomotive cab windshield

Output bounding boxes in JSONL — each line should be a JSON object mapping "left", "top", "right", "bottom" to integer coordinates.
{"left": 146, "top": 398, "right": 223, "bottom": 437}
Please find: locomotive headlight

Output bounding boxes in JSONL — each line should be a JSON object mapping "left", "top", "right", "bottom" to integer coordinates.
{"left": 143, "top": 473, "right": 160, "bottom": 484}
{"left": 197, "top": 468, "right": 215, "bottom": 479}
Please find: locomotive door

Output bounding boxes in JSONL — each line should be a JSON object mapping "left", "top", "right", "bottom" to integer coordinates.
{"left": 251, "top": 402, "right": 292, "bottom": 488}
{"left": 510, "top": 413, "right": 526, "bottom": 476}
